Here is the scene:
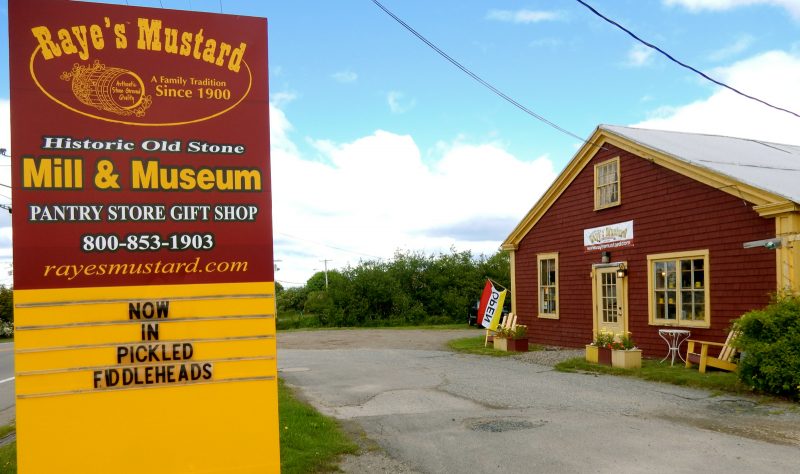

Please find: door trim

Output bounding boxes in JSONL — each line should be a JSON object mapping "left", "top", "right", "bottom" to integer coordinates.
{"left": 591, "top": 262, "right": 629, "bottom": 339}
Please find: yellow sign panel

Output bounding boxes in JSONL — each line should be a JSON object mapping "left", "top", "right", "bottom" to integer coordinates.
{"left": 14, "top": 282, "right": 280, "bottom": 473}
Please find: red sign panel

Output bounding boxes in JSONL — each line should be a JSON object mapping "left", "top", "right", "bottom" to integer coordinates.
{"left": 10, "top": 0, "right": 271, "bottom": 290}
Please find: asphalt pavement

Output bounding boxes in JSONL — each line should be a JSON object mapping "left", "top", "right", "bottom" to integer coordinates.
{"left": 278, "top": 332, "right": 800, "bottom": 474}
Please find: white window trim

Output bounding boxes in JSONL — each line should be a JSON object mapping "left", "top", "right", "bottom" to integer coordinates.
{"left": 537, "top": 252, "right": 559, "bottom": 319}
{"left": 594, "top": 157, "right": 621, "bottom": 210}
{"left": 647, "top": 249, "right": 711, "bottom": 329}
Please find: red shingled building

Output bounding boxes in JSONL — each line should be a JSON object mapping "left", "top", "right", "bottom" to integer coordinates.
{"left": 502, "top": 125, "right": 800, "bottom": 356}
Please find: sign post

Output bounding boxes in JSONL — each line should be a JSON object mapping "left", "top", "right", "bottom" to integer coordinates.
{"left": 9, "top": 0, "right": 279, "bottom": 471}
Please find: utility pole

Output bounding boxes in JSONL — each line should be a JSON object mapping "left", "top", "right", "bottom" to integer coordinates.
{"left": 320, "top": 259, "right": 332, "bottom": 289}
{"left": 272, "top": 260, "right": 282, "bottom": 320}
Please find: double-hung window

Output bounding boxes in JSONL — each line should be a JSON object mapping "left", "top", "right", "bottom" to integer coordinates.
{"left": 594, "top": 157, "right": 621, "bottom": 210}
{"left": 537, "top": 253, "right": 559, "bottom": 319}
{"left": 648, "top": 250, "right": 710, "bottom": 328}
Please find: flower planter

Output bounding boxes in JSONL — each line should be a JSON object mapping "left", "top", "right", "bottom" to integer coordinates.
{"left": 597, "top": 347, "right": 612, "bottom": 366}
{"left": 508, "top": 337, "right": 529, "bottom": 352}
{"left": 611, "top": 349, "right": 642, "bottom": 369}
{"left": 494, "top": 337, "right": 529, "bottom": 352}
{"left": 585, "top": 344, "right": 599, "bottom": 363}
{"left": 493, "top": 336, "right": 507, "bottom": 351}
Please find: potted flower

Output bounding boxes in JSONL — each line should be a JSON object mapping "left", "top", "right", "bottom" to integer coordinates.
{"left": 609, "top": 332, "right": 642, "bottom": 369}
{"left": 493, "top": 324, "right": 528, "bottom": 352}
{"left": 587, "top": 329, "right": 614, "bottom": 365}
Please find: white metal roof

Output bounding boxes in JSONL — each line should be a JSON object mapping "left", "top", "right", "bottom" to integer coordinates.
{"left": 601, "top": 125, "right": 800, "bottom": 204}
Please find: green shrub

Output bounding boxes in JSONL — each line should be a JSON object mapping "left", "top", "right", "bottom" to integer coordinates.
{"left": 733, "top": 296, "right": 800, "bottom": 400}
{"left": 0, "top": 285, "right": 12, "bottom": 338}
{"left": 277, "top": 287, "right": 309, "bottom": 313}
{"left": 0, "top": 321, "right": 12, "bottom": 338}
{"left": 423, "top": 315, "right": 454, "bottom": 326}
{"left": 276, "top": 250, "right": 510, "bottom": 328}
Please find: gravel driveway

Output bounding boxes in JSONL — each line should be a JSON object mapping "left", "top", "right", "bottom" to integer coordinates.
{"left": 277, "top": 328, "right": 479, "bottom": 351}
{"left": 277, "top": 328, "right": 800, "bottom": 473}
{"left": 277, "top": 328, "right": 584, "bottom": 365}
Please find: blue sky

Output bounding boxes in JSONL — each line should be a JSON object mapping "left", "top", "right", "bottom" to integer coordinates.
{"left": 2, "top": 0, "right": 800, "bottom": 286}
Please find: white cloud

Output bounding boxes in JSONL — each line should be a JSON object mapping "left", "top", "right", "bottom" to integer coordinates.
{"left": 486, "top": 9, "right": 563, "bottom": 23}
{"left": 634, "top": 50, "right": 800, "bottom": 145}
{"left": 529, "top": 38, "right": 563, "bottom": 49}
{"left": 270, "top": 104, "right": 556, "bottom": 286}
{"left": 387, "top": 91, "right": 416, "bottom": 114}
{"left": 0, "top": 100, "right": 11, "bottom": 265}
{"left": 331, "top": 70, "right": 358, "bottom": 83}
{"left": 708, "top": 34, "right": 755, "bottom": 61}
{"left": 0, "top": 261, "right": 11, "bottom": 288}
{"left": 0, "top": 227, "right": 10, "bottom": 253}
{"left": 664, "top": 0, "right": 800, "bottom": 18}
{"left": 625, "top": 44, "right": 655, "bottom": 67}
{"left": 269, "top": 104, "right": 299, "bottom": 157}
{"left": 270, "top": 90, "right": 297, "bottom": 108}
{"left": 0, "top": 99, "right": 8, "bottom": 155}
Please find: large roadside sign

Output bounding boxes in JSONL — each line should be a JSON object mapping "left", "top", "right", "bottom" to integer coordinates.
{"left": 9, "top": 0, "right": 279, "bottom": 471}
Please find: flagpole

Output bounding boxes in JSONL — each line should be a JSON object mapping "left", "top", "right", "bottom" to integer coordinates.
{"left": 488, "top": 278, "right": 510, "bottom": 294}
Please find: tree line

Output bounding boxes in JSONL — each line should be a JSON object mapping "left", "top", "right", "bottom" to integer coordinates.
{"left": 276, "top": 249, "right": 509, "bottom": 329}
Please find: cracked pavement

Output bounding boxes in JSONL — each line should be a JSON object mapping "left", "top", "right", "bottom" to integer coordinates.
{"left": 277, "top": 329, "right": 800, "bottom": 473}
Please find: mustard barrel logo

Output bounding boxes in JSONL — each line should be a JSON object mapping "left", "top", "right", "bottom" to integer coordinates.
{"left": 27, "top": 15, "right": 253, "bottom": 126}
{"left": 61, "top": 61, "right": 152, "bottom": 117}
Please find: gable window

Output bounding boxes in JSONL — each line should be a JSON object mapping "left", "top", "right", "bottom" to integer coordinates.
{"left": 595, "top": 157, "right": 621, "bottom": 210}
{"left": 648, "top": 250, "right": 710, "bottom": 328}
{"left": 537, "top": 253, "right": 559, "bottom": 319}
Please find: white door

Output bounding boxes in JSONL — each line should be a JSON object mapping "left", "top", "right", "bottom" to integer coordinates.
{"left": 594, "top": 266, "right": 626, "bottom": 337}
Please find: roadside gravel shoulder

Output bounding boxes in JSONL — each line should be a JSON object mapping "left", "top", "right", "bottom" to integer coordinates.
{"left": 513, "top": 346, "right": 585, "bottom": 367}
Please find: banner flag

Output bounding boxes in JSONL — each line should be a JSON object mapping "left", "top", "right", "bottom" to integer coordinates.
{"left": 478, "top": 280, "right": 506, "bottom": 330}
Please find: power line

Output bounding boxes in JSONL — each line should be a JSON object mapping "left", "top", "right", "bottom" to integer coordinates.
{"left": 0, "top": 149, "right": 13, "bottom": 191}
{"left": 0, "top": 148, "right": 11, "bottom": 212}
{"left": 368, "top": 0, "right": 602, "bottom": 148}
{"left": 276, "top": 231, "right": 384, "bottom": 260}
{"left": 575, "top": 0, "right": 800, "bottom": 120}
{"left": 277, "top": 279, "right": 305, "bottom": 286}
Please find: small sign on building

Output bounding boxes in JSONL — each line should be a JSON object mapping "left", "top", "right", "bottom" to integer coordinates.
{"left": 584, "top": 220, "right": 634, "bottom": 252}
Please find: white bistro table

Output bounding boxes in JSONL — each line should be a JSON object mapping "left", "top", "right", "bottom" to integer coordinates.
{"left": 658, "top": 329, "right": 691, "bottom": 366}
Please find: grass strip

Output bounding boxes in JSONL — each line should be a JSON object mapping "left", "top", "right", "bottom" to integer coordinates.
{"left": 447, "top": 335, "right": 524, "bottom": 357}
{"left": 0, "top": 422, "right": 14, "bottom": 439}
{"left": 279, "top": 379, "right": 358, "bottom": 474}
{"left": 0, "top": 442, "right": 15, "bottom": 473}
{"left": 555, "top": 357, "right": 747, "bottom": 393}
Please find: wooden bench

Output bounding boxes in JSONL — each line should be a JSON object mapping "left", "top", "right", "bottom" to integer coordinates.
{"left": 685, "top": 331, "right": 739, "bottom": 373}
{"left": 484, "top": 313, "right": 517, "bottom": 347}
